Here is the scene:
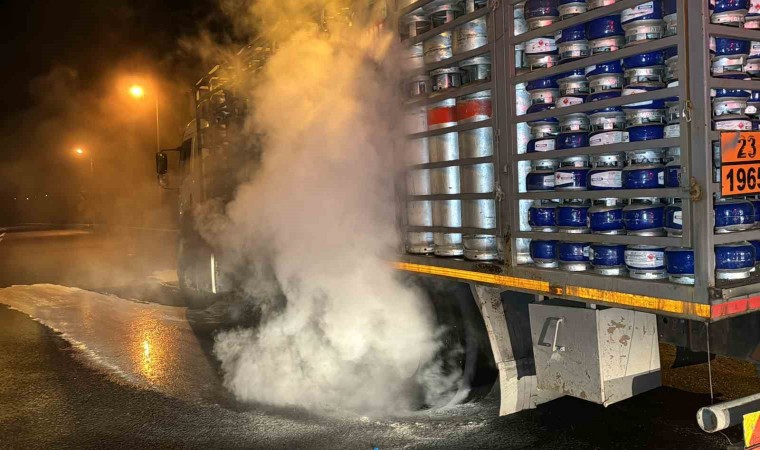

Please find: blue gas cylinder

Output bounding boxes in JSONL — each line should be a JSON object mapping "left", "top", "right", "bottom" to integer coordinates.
{"left": 625, "top": 244, "right": 667, "bottom": 280}
{"left": 665, "top": 247, "right": 695, "bottom": 284}
{"left": 664, "top": 201, "right": 683, "bottom": 236}
{"left": 714, "top": 198, "right": 755, "bottom": 232}
{"left": 528, "top": 200, "right": 557, "bottom": 232}
{"left": 556, "top": 24, "right": 589, "bottom": 61}
{"left": 587, "top": 15, "right": 624, "bottom": 54}
{"left": 558, "top": 241, "right": 591, "bottom": 271}
{"left": 715, "top": 241, "right": 756, "bottom": 280}
{"left": 556, "top": 200, "right": 591, "bottom": 233}
{"left": 530, "top": 239, "right": 559, "bottom": 268}
{"left": 591, "top": 244, "right": 627, "bottom": 276}
{"left": 623, "top": 198, "right": 666, "bottom": 236}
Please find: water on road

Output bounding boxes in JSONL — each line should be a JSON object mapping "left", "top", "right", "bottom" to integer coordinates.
{"left": 0, "top": 229, "right": 755, "bottom": 448}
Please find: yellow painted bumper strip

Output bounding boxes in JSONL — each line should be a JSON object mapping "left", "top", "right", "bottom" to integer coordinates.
{"left": 564, "top": 286, "right": 710, "bottom": 319}
{"left": 395, "top": 262, "right": 711, "bottom": 319}
{"left": 394, "top": 262, "right": 550, "bottom": 293}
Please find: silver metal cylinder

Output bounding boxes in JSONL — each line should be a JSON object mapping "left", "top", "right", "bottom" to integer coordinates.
{"left": 428, "top": 98, "right": 457, "bottom": 130}
{"left": 404, "top": 43, "right": 424, "bottom": 72}
{"left": 407, "top": 74, "right": 431, "bottom": 97}
{"left": 423, "top": 0, "right": 463, "bottom": 27}
{"left": 459, "top": 55, "right": 492, "bottom": 83}
{"left": 430, "top": 166, "right": 460, "bottom": 194}
{"left": 405, "top": 106, "right": 427, "bottom": 135}
{"left": 428, "top": 131, "right": 462, "bottom": 257}
{"left": 453, "top": 16, "right": 488, "bottom": 55}
{"left": 458, "top": 90, "right": 492, "bottom": 123}
{"left": 404, "top": 138, "right": 429, "bottom": 166}
{"left": 423, "top": 32, "right": 453, "bottom": 64}
{"left": 407, "top": 201, "right": 434, "bottom": 254}
{"left": 463, "top": 199, "right": 498, "bottom": 260}
{"left": 459, "top": 127, "right": 493, "bottom": 158}
{"left": 406, "top": 150, "right": 433, "bottom": 254}
{"left": 461, "top": 163, "right": 494, "bottom": 194}
{"left": 431, "top": 67, "right": 462, "bottom": 92}
{"left": 401, "top": 14, "right": 431, "bottom": 39}
{"left": 433, "top": 200, "right": 463, "bottom": 256}
{"left": 429, "top": 132, "right": 459, "bottom": 161}
{"left": 407, "top": 169, "right": 431, "bottom": 196}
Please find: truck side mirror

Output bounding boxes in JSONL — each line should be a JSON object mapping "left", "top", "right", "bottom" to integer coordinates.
{"left": 156, "top": 152, "right": 168, "bottom": 175}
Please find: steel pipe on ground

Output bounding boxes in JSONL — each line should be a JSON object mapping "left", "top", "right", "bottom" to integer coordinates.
{"left": 697, "top": 393, "right": 760, "bottom": 433}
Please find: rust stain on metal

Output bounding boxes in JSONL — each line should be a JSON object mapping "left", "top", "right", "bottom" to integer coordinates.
{"left": 619, "top": 334, "right": 631, "bottom": 346}
{"left": 607, "top": 320, "right": 625, "bottom": 335}
{"left": 690, "top": 177, "right": 703, "bottom": 202}
{"left": 475, "top": 263, "right": 503, "bottom": 274}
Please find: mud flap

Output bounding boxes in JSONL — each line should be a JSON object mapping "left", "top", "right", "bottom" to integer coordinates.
{"left": 671, "top": 346, "right": 715, "bottom": 369}
{"left": 470, "top": 285, "right": 562, "bottom": 415}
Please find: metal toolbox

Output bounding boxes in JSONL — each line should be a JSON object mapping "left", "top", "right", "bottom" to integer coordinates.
{"left": 529, "top": 303, "right": 661, "bottom": 406}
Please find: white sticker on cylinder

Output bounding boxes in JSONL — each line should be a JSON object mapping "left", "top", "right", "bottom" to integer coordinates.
{"left": 664, "top": 124, "right": 681, "bottom": 138}
{"left": 673, "top": 211, "right": 683, "bottom": 226}
{"left": 525, "top": 38, "right": 557, "bottom": 54}
{"left": 555, "top": 172, "right": 578, "bottom": 186}
{"left": 712, "top": 12, "right": 747, "bottom": 25}
{"left": 589, "top": 170, "right": 622, "bottom": 188}
{"left": 625, "top": 249, "right": 664, "bottom": 268}
{"left": 621, "top": 2, "right": 655, "bottom": 22}
{"left": 557, "top": 96, "right": 584, "bottom": 107}
{"left": 590, "top": 131, "right": 629, "bottom": 146}
{"left": 534, "top": 139, "right": 555, "bottom": 152}
{"left": 752, "top": 41, "right": 760, "bottom": 57}
{"left": 715, "top": 119, "right": 752, "bottom": 130}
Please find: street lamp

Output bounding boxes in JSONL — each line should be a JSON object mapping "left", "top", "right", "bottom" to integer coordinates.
{"left": 73, "top": 147, "right": 93, "bottom": 174}
{"left": 129, "top": 84, "right": 160, "bottom": 153}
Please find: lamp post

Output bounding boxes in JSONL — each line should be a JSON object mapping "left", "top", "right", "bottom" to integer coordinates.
{"left": 73, "top": 147, "right": 96, "bottom": 223}
{"left": 74, "top": 147, "right": 93, "bottom": 175}
{"left": 129, "top": 84, "right": 160, "bottom": 153}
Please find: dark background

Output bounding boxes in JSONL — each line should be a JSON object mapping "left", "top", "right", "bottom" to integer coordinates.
{"left": 0, "top": 0, "right": 235, "bottom": 226}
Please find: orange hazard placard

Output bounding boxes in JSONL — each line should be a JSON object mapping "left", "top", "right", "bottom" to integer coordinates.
{"left": 744, "top": 411, "right": 760, "bottom": 448}
{"left": 721, "top": 131, "right": 760, "bottom": 197}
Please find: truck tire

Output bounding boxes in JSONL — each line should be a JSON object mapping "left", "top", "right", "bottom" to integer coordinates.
{"left": 419, "top": 280, "right": 498, "bottom": 408}
{"left": 177, "top": 235, "right": 213, "bottom": 309}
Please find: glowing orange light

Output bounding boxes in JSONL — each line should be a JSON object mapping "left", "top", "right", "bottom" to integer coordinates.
{"left": 74, "top": 148, "right": 85, "bottom": 155}
{"left": 129, "top": 85, "right": 145, "bottom": 99}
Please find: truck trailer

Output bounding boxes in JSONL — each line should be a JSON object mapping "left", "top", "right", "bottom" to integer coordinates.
{"left": 156, "top": 0, "right": 760, "bottom": 424}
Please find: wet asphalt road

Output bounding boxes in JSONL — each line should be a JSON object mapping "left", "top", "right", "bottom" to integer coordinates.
{"left": 0, "top": 228, "right": 758, "bottom": 449}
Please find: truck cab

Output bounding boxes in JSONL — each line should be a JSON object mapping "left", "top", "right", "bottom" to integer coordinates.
{"left": 156, "top": 119, "right": 224, "bottom": 298}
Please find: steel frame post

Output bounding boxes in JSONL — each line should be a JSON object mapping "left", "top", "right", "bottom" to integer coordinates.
{"left": 685, "top": 0, "right": 716, "bottom": 299}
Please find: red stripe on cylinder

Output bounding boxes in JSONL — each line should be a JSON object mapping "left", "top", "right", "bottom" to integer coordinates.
{"left": 456, "top": 97, "right": 492, "bottom": 121}
{"left": 427, "top": 104, "right": 457, "bottom": 127}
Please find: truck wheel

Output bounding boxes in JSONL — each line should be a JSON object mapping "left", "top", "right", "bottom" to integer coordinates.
{"left": 177, "top": 235, "right": 211, "bottom": 309}
{"left": 418, "top": 280, "right": 498, "bottom": 408}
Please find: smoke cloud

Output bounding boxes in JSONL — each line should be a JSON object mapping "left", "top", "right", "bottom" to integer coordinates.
{"left": 198, "top": 0, "right": 464, "bottom": 413}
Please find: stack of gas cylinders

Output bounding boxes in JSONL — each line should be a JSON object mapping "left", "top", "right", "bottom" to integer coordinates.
{"left": 519, "top": 0, "right": 760, "bottom": 282}
{"left": 402, "top": 0, "right": 499, "bottom": 260}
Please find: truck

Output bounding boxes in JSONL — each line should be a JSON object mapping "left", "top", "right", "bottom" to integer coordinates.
{"left": 156, "top": 0, "right": 760, "bottom": 430}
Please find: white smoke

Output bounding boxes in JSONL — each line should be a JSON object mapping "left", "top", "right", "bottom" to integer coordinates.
{"left": 198, "top": 0, "right": 463, "bottom": 414}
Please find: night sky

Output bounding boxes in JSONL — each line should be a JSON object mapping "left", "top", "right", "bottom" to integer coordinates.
{"left": 0, "top": 0, "right": 235, "bottom": 223}
{"left": 0, "top": 0, "right": 220, "bottom": 120}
